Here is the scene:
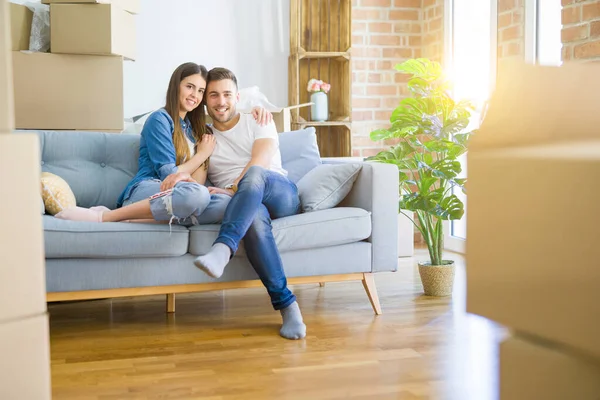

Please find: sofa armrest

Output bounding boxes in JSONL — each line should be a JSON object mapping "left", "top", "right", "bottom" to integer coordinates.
{"left": 322, "top": 157, "right": 399, "bottom": 272}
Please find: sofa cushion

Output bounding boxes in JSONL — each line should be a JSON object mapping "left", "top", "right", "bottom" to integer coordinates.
{"left": 43, "top": 216, "right": 189, "bottom": 258}
{"left": 41, "top": 171, "right": 77, "bottom": 215}
{"left": 188, "top": 207, "right": 371, "bottom": 256}
{"left": 297, "top": 163, "right": 363, "bottom": 212}
{"left": 279, "top": 127, "right": 321, "bottom": 183}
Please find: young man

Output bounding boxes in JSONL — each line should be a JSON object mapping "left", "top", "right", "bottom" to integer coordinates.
{"left": 194, "top": 68, "right": 306, "bottom": 340}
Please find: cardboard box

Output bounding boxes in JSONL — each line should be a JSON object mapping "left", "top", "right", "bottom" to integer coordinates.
{"left": 500, "top": 335, "right": 600, "bottom": 400}
{"left": 0, "top": 1, "right": 14, "bottom": 131}
{"left": 10, "top": 3, "right": 33, "bottom": 51}
{"left": 50, "top": 3, "right": 136, "bottom": 60}
{"left": 0, "top": 134, "right": 47, "bottom": 324}
{"left": 467, "top": 60, "right": 600, "bottom": 359}
{"left": 467, "top": 142, "right": 600, "bottom": 359}
{"left": 0, "top": 314, "right": 51, "bottom": 400}
{"left": 12, "top": 51, "right": 124, "bottom": 130}
{"left": 42, "top": 0, "right": 139, "bottom": 14}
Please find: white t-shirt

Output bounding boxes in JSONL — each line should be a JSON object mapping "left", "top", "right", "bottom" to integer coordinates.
{"left": 186, "top": 136, "right": 195, "bottom": 158}
{"left": 208, "top": 113, "right": 287, "bottom": 188}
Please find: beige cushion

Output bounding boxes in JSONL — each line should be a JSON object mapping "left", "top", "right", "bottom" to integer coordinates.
{"left": 41, "top": 172, "right": 76, "bottom": 215}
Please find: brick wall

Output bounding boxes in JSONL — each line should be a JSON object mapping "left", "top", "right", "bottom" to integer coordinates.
{"left": 562, "top": 0, "right": 600, "bottom": 61}
{"left": 351, "top": 0, "right": 423, "bottom": 158}
{"left": 497, "top": 0, "right": 525, "bottom": 59}
{"left": 422, "top": 0, "right": 444, "bottom": 62}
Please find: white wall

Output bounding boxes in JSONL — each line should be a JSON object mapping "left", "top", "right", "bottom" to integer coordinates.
{"left": 123, "top": 0, "right": 290, "bottom": 118}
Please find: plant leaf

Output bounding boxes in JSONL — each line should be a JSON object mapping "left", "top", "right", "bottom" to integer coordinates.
{"left": 432, "top": 194, "right": 464, "bottom": 220}
{"left": 430, "top": 159, "right": 461, "bottom": 180}
{"left": 370, "top": 128, "right": 392, "bottom": 141}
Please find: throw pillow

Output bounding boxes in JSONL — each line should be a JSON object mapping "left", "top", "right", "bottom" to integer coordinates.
{"left": 296, "top": 163, "right": 362, "bottom": 212}
{"left": 279, "top": 127, "right": 321, "bottom": 183}
{"left": 41, "top": 172, "right": 76, "bottom": 215}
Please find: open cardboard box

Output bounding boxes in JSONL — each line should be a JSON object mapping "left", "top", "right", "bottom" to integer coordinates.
{"left": 467, "top": 59, "right": 600, "bottom": 359}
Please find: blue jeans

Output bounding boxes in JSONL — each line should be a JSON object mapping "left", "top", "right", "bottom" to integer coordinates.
{"left": 215, "top": 166, "right": 301, "bottom": 310}
{"left": 123, "top": 179, "right": 231, "bottom": 226}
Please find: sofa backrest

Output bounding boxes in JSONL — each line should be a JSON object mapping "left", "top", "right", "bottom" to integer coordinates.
{"left": 33, "top": 130, "right": 140, "bottom": 209}
{"left": 22, "top": 126, "right": 321, "bottom": 209}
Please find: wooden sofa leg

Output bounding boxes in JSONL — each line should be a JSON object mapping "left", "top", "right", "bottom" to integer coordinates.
{"left": 166, "top": 293, "right": 175, "bottom": 313}
{"left": 319, "top": 282, "right": 325, "bottom": 287}
{"left": 361, "top": 273, "right": 382, "bottom": 315}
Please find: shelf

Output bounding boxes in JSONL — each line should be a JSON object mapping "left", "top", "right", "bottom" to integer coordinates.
{"left": 294, "top": 119, "right": 351, "bottom": 128}
{"left": 296, "top": 51, "right": 351, "bottom": 61}
{"left": 289, "top": 55, "right": 351, "bottom": 124}
{"left": 290, "top": 0, "right": 351, "bottom": 54}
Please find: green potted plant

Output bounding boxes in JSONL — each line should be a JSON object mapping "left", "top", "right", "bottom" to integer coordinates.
{"left": 366, "top": 58, "right": 476, "bottom": 296}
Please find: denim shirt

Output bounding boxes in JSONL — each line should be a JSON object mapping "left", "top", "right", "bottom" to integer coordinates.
{"left": 117, "top": 108, "right": 195, "bottom": 207}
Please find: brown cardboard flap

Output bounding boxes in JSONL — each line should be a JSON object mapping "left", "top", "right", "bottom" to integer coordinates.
{"left": 10, "top": 3, "right": 33, "bottom": 51}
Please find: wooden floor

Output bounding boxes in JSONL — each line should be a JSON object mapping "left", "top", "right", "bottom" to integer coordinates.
{"left": 48, "top": 249, "right": 505, "bottom": 400}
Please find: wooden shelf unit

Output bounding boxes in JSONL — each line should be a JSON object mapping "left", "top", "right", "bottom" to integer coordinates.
{"left": 290, "top": 0, "right": 351, "bottom": 54}
{"left": 289, "top": 0, "right": 352, "bottom": 157}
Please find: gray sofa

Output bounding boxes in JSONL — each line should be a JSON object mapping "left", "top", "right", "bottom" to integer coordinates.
{"left": 29, "top": 129, "right": 403, "bottom": 314}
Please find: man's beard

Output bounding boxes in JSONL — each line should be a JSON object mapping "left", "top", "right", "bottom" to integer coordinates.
{"left": 209, "top": 105, "right": 237, "bottom": 123}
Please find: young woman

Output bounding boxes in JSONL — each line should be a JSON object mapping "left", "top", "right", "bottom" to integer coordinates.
{"left": 55, "top": 62, "right": 271, "bottom": 225}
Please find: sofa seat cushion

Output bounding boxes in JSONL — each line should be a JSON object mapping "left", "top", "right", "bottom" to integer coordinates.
{"left": 43, "top": 216, "right": 189, "bottom": 258}
{"left": 188, "top": 207, "right": 371, "bottom": 256}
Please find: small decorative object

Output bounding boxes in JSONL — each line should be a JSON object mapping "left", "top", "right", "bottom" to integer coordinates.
{"left": 40, "top": 172, "right": 77, "bottom": 215}
{"left": 367, "top": 58, "right": 478, "bottom": 297}
{"left": 307, "top": 78, "right": 331, "bottom": 122}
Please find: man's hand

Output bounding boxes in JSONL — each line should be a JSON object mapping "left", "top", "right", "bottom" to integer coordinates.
{"left": 160, "top": 172, "right": 195, "bottom": 191}
{"left": 251, "top": 107, "right": 273, "bottom": 126}
{"left": 208, "top": 186, "right": 235, "bottom": 197}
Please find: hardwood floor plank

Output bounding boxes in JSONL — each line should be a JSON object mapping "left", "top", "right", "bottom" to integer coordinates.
{"left": 48, "top": 249, "right": 503, "bottom": 400}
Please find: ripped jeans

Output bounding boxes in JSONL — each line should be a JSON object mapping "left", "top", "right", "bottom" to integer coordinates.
{"left": 122, "top": 179, "right": 231, "bottom": 226}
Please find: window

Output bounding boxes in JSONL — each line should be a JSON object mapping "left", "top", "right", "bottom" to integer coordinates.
{"left": 443, "top": 0, "right": 497, "bottom": 252}
{"left": 526, "top": 0, "right": 562, "bottom": 65}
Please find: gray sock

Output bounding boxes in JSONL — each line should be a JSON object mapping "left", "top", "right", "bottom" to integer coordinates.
{"left": 193, "top": 243, "right": 231, "bottom": 279}
{"left": 279, "top": 301, "right": 306, "bottom": 340}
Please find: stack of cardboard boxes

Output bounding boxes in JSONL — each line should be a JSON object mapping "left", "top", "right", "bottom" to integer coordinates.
{"left": 1, "top": 1, "right": 51, "bottom": 399}
{"left": 467, "top": 60, "right": 600, "bottom": 400}
{"left": 10, "top": 0, "right": 139, "bottom": 131}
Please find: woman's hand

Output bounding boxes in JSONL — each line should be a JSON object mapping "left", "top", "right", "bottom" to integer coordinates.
{"left": 196, "top": 134, "right": 216, "bottom": 156}
{"left": 160, "top": 172, "right": 195, "bottom": 191}
{"left": 251, "top": 107, "right": 273, "bottom": 126}
{"left": 208, "top": 187, "right": 235, "bottom": 197}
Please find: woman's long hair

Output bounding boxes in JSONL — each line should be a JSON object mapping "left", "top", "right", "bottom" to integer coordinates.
{"left": 164, "top": 62, "right": 208, "bottom": 166}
